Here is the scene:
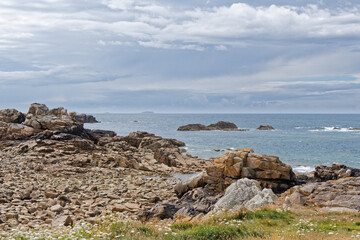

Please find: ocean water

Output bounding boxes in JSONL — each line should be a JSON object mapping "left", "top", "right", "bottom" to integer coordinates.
{"left": 85, "top": 114, "right": 360, "bottom": 172}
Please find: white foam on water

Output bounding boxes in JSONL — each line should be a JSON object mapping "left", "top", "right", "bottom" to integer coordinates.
{"left": 309, "top": 127, "right": 360, "bottom": 132}
{"left": 293, "top": 165, "right": 315, "bottom": 173}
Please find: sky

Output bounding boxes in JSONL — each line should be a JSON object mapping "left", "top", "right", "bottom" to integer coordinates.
{"left": 1, "top": 0, "right": 360, "bottom": 113}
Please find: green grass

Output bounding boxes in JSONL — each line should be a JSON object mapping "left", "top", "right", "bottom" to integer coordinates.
{"left": 4, "top": 207, "right": 360, "bottom": 240}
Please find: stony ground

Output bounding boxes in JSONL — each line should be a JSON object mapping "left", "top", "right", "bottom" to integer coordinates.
{"left": 2, "top": 206, "right": 360, "bottom": 239}
{"left": 0, "top": 144, "right": 204, "bottom": 232}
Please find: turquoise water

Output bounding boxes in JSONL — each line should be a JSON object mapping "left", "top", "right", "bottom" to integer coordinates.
{"left": 85, "top": 114, "right": 360, "bottom": 171}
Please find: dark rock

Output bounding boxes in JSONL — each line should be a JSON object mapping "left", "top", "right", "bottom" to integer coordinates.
{"left": 0, "top": 109, "right": 25, "bottom": 124}
{"left": 90, "top": 130, "right": 117, "bottom": 138}
{"left": 314, "top": 164, "right": 360, "bottom": 181}
{"left": 177, "top": 124, "right": 209, "bottom": 131}
{"left": 208, "top": 121, "right": 238, "bottom": 130}
{"left": 139, "top": 203, "right": 180, "bottom": 221}
{"left": 139, "top": 187, "right": 222, "bottom": 220}
{"left": 75, "top": 114, "right": 99, "bottom": 123}
{"left": 178, "top": 121, "right": 247, "bottom": 131}
{"left": 257, "top": 125, "right": 275, "bottom": 130}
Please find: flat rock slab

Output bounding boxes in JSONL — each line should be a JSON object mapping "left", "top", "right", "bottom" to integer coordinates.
{"left": 285, "top": 177, "right": 360, "bottom": 211}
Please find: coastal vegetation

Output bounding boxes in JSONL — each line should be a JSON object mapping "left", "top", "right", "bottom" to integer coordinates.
{"left": 4, "top": 207, "right": 360, "bottom": 239}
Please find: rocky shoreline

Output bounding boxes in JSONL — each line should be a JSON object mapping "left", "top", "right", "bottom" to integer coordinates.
{"left": 1, "top": 103, "right": 360, "bottom": 233}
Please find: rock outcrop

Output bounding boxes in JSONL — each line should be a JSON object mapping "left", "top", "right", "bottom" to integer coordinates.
{"left": 314, "top": 164, "right": 360, "bottom": 181}
{"left": 177, "top": 121, "right": 248, "bottom": 131}
{"left": 284, "top": 177, "right": 360, "bottom": 212}
{"left": 0, "top": 103, "right": 91, "bottom": 141}
{"left": 0, "top": 104, "right": 207, "bottom": 231}
{"left": 75, "top": 114, "right": 99, "bottom": 123}
{"left": 202, "top": 149, "right": 296, "bottom": 193}
{"left": 257, "top": 125, "right": 275, "bottom": 130}
{"left": 139, "top": 187, "right": 222, "bottom": 220}
{"left": 213, "top": 178, "right": 276, "bottom": 212}
{"left": 0, "top": 109, "right": 25, "bottom": 124}
{"left": 141, "top": 178, "right": 276, "bottom": 220}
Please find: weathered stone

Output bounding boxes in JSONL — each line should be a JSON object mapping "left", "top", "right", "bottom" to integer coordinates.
{"left": 178, "top": 121, "right": 247, "bottom": 131}
{"left": 75, "top": 114, "right": 99, "bottom": 123}
{"left": 0, "top": 109, "right": 25, "bottom": 124}
{"left": 174, "top": 172, "right": 205, "bottom": 197}
{"left": 52, "top": 215, "right": 73, "bottom": 227}
{"left": 257, "top": 125, "right": 275, "bottom": 130}
{"left": 213, "top": 178, "right": 276, "bottom": 211}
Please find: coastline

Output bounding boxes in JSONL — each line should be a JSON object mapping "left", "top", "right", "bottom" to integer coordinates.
{"left": 1, "top": 104, "right": 360, "bottom": 240}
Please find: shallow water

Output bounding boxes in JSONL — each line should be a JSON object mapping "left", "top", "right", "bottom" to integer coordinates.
{"left": 85, "top": 114, "right": 360, "bottom": 171}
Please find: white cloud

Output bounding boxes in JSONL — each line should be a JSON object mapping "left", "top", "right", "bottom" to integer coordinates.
{"left": 1, "top": 1, "right": 360, "bottom": 112}
{"left": 2, "top": 2, "right": 360, "bottom": 51}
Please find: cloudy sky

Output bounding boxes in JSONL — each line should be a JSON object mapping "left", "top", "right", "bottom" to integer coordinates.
{"left": 1, "top": 0, "right": 360, "bottom": 113}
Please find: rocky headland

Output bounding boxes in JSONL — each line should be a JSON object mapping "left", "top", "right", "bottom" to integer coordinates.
{"left": 0, "top": 103, "right": 205, "bottom": 231}
{"left": 1, "top": 103, "right": 360, "bottom": 235}
{"left": 177, "top": 121, "right": 249, "bottom": 131}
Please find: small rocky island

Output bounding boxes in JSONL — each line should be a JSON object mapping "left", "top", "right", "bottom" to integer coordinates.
{"left": 257, "top": 125, "right": 275, "bottom": 130}
{"left": 177, "top": 121, "right": 249, "bottom": 131}
{"left": 1, "top": 103, "right": 360, "bottom": 237}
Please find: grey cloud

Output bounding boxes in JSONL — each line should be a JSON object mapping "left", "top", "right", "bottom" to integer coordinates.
{"left": 1, "top": 0, "right": 360, "bottom": 113}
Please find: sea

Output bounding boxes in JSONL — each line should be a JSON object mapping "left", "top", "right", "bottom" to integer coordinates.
{"left": 85, "top": 114, "right": 360, "bottom": 173}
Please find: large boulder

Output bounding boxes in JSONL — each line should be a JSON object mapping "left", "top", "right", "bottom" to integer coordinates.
{"left": 0, "top": 103, "right": 91, "bottom": 141}
{"left": 0, "top": 109, "right": 25, "bottom": 124}
{"left": 27, "top": 103, "right": 49, "bottom": 116}
{"left": 75, "top": 114, "right": 99, "bottom": 123}
{"left": 139, "top": 187, "right": 222, "bottom": 220}
{"left": 24, "top": 104, "right": 78, "bottom": 132}
{"left": 174, "top": 172, "right": 206, "bottom": 197}
{"left": 0, "top": 122, "right": 36, "bottom": 140}
{"left": 213, "top": 178, "right": 276, "bottom": 212}
{"left": 203, "top": 149, "right": 296, "bottom": 193}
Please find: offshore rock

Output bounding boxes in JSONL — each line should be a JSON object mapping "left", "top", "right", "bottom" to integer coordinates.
{"left": 257, "top": 125, "right": 275, "bottom": 130}
{"left": 177, "top": 121, "right": 248, "bottom": 131}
